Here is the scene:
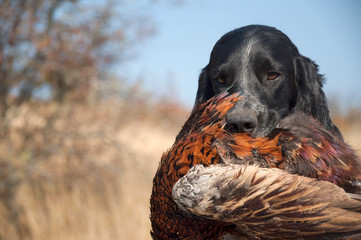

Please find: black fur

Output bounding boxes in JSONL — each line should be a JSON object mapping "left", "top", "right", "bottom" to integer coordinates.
{"left": 194, "top": 25, "right": 342, "bottom": 139}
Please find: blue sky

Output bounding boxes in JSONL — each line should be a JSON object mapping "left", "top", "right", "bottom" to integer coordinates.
{"left": 125, "top": 0, "right": 361, "bottom": 108}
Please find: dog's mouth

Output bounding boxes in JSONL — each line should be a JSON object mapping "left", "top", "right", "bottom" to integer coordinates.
{"left": 254, "top": 109, "right": 280, "bottom": 137}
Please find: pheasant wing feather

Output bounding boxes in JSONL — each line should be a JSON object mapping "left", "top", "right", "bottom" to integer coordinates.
{"left": 173, "top": 164, "right": 361, "bottom": 239}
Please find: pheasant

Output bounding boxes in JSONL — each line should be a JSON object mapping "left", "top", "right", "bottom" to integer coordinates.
{"left": 150, "top": 92, "right": 361, "bottom": 239}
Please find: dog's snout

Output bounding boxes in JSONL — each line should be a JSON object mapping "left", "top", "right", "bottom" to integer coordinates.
{"left": 225, "top": 110, "right": 258, "bottom": 133}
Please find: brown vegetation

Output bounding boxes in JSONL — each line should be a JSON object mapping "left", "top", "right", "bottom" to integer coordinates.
{"left": 0, "top": 95, "right": 188, "bottom": 240}
{"left": 331, "top": 105, "right": 361, "bottom": 154}
{"left": 0, "top": 1, "right": 165, "bottom": 239}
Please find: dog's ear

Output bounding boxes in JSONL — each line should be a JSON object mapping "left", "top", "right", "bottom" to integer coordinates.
{"left": 194, "top": 65, "right": 214, "bottom": 106}
{"left": 294, "top": 55, "right": 343, "bottom": 140}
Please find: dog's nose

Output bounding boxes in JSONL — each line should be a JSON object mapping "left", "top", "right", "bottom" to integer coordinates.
{"left": 225, "top": 110, "right": 258, "bottom": 133}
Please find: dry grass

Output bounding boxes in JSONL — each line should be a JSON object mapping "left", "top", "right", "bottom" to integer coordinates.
{"left": 0, "top": 98, "right": 360, "bottom": 240}
{"left": 0, "top": 99, "right": 187, "bottom": 240}
{"left": 333, "top": 108, "right": 361, "bottom": 156}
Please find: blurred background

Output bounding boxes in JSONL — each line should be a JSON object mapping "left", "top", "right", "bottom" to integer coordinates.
{"left": 0, "top": 0, "right": 360, "bottom": 239}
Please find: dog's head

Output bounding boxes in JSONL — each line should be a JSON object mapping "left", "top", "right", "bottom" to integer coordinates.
{"left": 195, "top": 25, "right": 342, "bottom": 139}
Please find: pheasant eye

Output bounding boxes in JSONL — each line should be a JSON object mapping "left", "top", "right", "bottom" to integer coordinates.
{"left": 217, "top": 77, "right": 226, "bottom": 84}
{"left": 267, "top": 72, "right": 280, "bottom": 80}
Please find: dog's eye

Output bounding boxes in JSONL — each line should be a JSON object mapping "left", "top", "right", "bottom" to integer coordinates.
{"left": 267, "top": 72, "right": 280, "bottom": 80}
{"left": 216, "top": 77, "right": 226, "bottom": 84}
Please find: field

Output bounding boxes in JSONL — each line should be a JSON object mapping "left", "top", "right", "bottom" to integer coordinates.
{"left": 0, "top": 98, "right": 360, "bottom": 240}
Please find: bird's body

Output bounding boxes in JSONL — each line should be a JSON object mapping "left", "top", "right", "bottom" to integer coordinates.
{"left": 150, "top": 93, "right": 237, "bottom": 239}
{"left": 150, "top": 92, "right": 361, "bottom": 239}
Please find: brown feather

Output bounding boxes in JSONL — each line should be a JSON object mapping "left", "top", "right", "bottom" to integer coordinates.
{"left": 150, "top": 92, "right": 361, "bottom": 239}
{"left": 173, "top": 164, "right": 361, "bottom": 239}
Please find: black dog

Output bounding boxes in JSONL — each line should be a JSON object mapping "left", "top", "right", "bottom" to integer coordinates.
{"left": 195, "top": 25, "right": 342, "bottom": 139}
